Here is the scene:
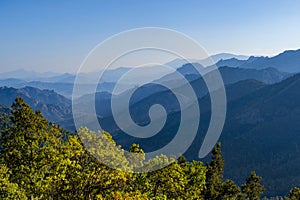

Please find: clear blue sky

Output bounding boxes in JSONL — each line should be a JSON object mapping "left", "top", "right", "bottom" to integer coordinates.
{"left": 1, "top": 0, "right": 300, "bottom": 72}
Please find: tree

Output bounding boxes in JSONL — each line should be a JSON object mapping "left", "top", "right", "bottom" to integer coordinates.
{"left": 0, "top": 98, "right": 62, "bottom": 198}
{"left": 182, "top": 160, "right": 206, "bottom": 199}
{"left": 74, "top": 127, "right": 130, "bottom": 199}
{"left": 178, "top": 155, "right": 187, "bottom": 164}
{"left": 110, "top": 190, "right": 148, "bottom": 200}
{"left": 148, "top": 160, "right": 187, "bottom": 199}
{"left": 241, "top": 171, "right": 265, "bottom": 200}
{"left": 204, "top": 142, "right": 225, "bottom": 199}
{"left": 0, "top": 164, "right": 27, "bottom": 200}
{"left": 128, "top": 143, "right": 145, "bottom": 170}
{"left": 285, "top": 187, "right": 300, "bottom": 200}
{"left": 220, "top": 179, "right": 242, "bottom": 200}
{"left": 0, "top": 98, "right": 277, "bottom": 199}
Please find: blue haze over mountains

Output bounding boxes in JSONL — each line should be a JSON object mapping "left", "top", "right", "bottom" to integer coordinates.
{"left": 1, "top": 50, "right": 297, "bottom": 98}
{"left": 1, "top": 49, "right": 300, "bottom": 196}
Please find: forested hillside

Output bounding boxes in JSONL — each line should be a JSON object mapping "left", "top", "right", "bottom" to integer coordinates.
{"left": 0, "top": 98, "right": 300, "bottom": 199}
{"left": 96, "top": 73, "right": 300, "bottom": 196}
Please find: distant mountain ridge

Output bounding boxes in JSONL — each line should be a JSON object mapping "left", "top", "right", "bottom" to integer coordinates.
{"left": 0, "top": 69, "right": 60, "bottom": 80}
{"left": 217, "top": 49, "right": 300, "bottom": 73}
{"left": 0, "top": 86, "right": 71, "bottom": 123}
{"left": 1, "top": 49, "right": 299, "bottom": 83}
{"left": 165, "top": 53, "right": 249, "bottom": 68}
{"left": 75, "top": 66, "right": 290, "bottom": 122}
{"left": 158, "top": 64, "right": 290, "bottom": 90}
{"left": 0, "top": 48, "right": 299, "bottom": 100}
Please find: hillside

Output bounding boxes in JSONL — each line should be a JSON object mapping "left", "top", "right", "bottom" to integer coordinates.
{"left": 217, "top": 49, "right": 300, "bottom": 73}
{"left": 97, "top": 74, "right": 300, "bottom": 196}
{"left": 1, "top": 62, "right": 300, "bottom": 196}
{"left": 90, "top": 66, "right": 289, "bottom": 121}
{"left": 0, "top": 86, "right": 71, "bottom": 123}
{"left": 219, "top": 74, "right": 300, "bottom": 196}
{"left": 187, "top": 74, "right": 300, "bottom": 196}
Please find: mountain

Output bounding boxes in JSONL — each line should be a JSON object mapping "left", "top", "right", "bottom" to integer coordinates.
{"left": 192, "top": 75, "right": 300, "bottom": 196}
{"left": 0, "top": 79, "right": 120, "bottom": 99}
{"left": 0, "top": 66, "right": 171, "bottom": 98}
{"left": 217, "top": 74, "right": 300, "bottom": 196}
{"left": 216, "top": 57, "right": 247, "bottom": 68}
{"left": 41, "top": 73, "right": 75, "bottom": 83}
{"left": 218, "top": 66, "right": 290, "bottom": 84}
{"left": 96, "top": 78, "right": 268, "bottom": 146}
{"left": 0, "top": 104, "right": 11, "bottom": 114}
{"left": 2, "top": 48, "right": 297, "bottom": 99}
{"left": 1, "top": 65, "right": 300, "bottom": 196}
{"left": 0, "top": 86, "right": 72, "bottom": 123}
{"left": 159, "top": 64, "right": 290, "bottom": 88}
{"left": 217, "top": 49, "right": 300, "bottom": 73}
{"left": 94, "top": 73, "right": 300, "bottom": 196}
{"left": 165, "top": 53, "right": 249, "bottom": 68}
{"left": 0, "top": 69, "right": 60, "bottom": 81}
{"left": 76, "top": 65, "right": 290, "bottom": 122}
{"left": 211, "top": 53, "right": 249, "bottom": 62}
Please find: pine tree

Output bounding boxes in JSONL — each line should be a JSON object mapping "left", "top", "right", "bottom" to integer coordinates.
{"left": 221, "top": 179, "right": 242, "bottom": 200}
{"left": 285, "top": 187, "right": 300, "bottom": 200}
{"left": 178, "top": 155, "right": 187, "bottom": 164}
{"left": 182, "top": 160, "right": 206, "bottom": 199}
{"left": 205, "top": 142, "right": 225, "bottom": 199}
{"left": 241, "top": 171, "right": 265, "bottom": 200}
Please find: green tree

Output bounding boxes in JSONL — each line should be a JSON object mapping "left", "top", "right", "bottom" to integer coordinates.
{"left": 205, "top": 142, "right": 225, "bottom": 199}
{"left": 220, "top": 179, "right": 242, "bottom": 200}
{"left": 178, "top": 155, "right": 187, "bottom": 164}
{"left": 110, "top": 190, "right": 148, "bottom": 200}
{"left": 128, "top": 143, "right": 145, "bottom": 170}
{"left": 0, "top": 98, "right": 62, "bottom": 198}
{"left": 75, "top": 127, "right": 131, "bottom": 199}
{"left": 285, "top": 187, "right": 300, "bottom": 200}
{"left": 182, "top": 160, "right": 206, "bottom": 199}
{"left": 0, "top": 164, "right": 27, "bottom": 200}
{"left": 148, "top": 160, "right": 187, "bottom": 199}
{"left": 204, "top": 142, "right": 244, "bottom": 200}
{"left": 241, "top": 171, "right": 265, "bottom": 200}
{"left": 0, "top": 98, "right": 278, "bottom": 199}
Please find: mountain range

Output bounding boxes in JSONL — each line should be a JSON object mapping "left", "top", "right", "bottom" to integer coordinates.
{"left": 0, "top": 86, "right": 71, "bottom": 123}
{"left": 1, "top": 49, "right": 300, "bottom": 196}
{"left": 217, "top": 49, "right": 300, "bottom": 73}
{"left": 165, "top": 53, "right": 249, "bottom": 68}
{"left": 96, "top": 74, "right": 300, "bottom": 196}
{"left": 1, "top": 49, "right": 299, "bottom": 100}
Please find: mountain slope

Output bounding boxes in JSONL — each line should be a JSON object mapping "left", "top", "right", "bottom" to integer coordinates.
{"left": 218, "top": 74, "right": 300, "bottom": 196}
{"left": 0, "top": 87, "right": 72, "bottom": 123}
{"left": 160, "top": 64, "right": 290, "bottom": 84}
{"left": 165, "top": 53, "right": 249, "bottom": 68}
{"left": 97, "top": 74, "right": 300, "bottom": 196}
{"left": 217, "top": 49, "right": 300, "bottom": 73}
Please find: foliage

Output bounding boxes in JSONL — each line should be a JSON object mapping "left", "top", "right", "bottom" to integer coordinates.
{"left": 0, "top": 98, "right": 299, "bottom": 199}
{"left": 0, "top": 164, "right": 27, "bottom": 200}
{"left": 285, "top": 187, "right": 300, "bottom": 200}
{"left": 205, "top": 142, "right": 226, "bottom": 199}
{"left": 241, "top": 171, "right": 265, "bottom": 200}
{"left": 0, "top": 97, "right": 62, "bottom": 198}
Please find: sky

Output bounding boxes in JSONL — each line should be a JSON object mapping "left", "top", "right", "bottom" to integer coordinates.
{"left": 0, "top": 0, "right": 300, "bottom": 73}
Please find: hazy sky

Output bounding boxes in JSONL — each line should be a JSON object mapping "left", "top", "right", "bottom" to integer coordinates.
{"left": 1, "top": 0, "right": 300, "bottom": 73}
